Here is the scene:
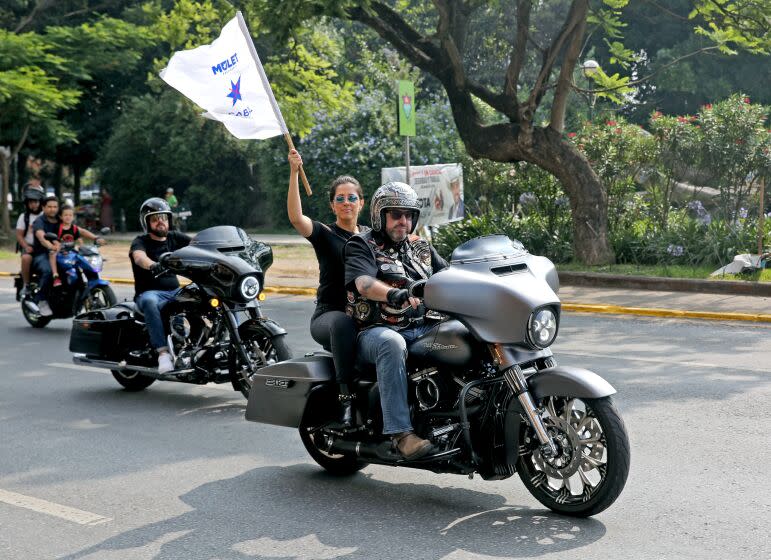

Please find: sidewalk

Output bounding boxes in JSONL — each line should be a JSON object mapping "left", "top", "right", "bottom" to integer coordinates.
{"left": 3, "top": 234, "right": 770, "bottom": 321}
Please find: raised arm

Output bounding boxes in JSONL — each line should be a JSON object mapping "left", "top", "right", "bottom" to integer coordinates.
{"left": 287, "top": 149, "right": 313, "bottom": 237}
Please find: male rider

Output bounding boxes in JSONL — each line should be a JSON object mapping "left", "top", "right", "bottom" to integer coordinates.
{"left": 27, "top": 195, "right": 61, "bottom": 317}
{"left": 16, "top": 184, "right": 45, "bottom": 298}
{"left": 129, "top": 198, "right": 191, "bottom": 373}
{"left": 344, "top": 182, "right": 448, "bottom": 460}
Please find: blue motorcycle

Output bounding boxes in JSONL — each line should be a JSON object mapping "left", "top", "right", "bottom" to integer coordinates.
{"left": 17, "top": 233, "right": 116, "bottom": 328}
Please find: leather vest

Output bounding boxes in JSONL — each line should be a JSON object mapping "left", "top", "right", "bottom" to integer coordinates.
{"left": 346, "top": 231, "right": 434, "bottom": 329}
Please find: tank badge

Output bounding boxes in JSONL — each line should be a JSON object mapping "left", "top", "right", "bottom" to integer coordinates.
{"left": 380, "top": 264, "right": 391, "bottom": 271}
{"left": 424, "top": 342, "right": 458, "bottom": 351}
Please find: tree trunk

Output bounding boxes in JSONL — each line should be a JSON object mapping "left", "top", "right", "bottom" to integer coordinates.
{"left": 1, "top": 152, "right": 10, "bottom": 236}
{"left": 529, "top": 128, "right": 613, "bottom": 264}
{"left": 73, "top": 162, "right": 81, "bottom": 205}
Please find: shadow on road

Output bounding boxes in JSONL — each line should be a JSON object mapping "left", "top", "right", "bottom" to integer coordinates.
{"left": 60, "top": 464, "right": 605, "bottom": 560}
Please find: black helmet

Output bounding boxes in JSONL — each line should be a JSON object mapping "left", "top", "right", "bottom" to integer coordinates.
{"left": 139, "top": 197, "right": 173, "bottom": 233}
{"left": 22, "top": 185, "right": 45, "bottom": 203}
{"left": 370, "top": 181, "right": 421, "bottom": 234}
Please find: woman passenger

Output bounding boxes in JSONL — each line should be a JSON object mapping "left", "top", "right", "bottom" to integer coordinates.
{"left": 286, "top": 149, "right": 369, "bottom": 426}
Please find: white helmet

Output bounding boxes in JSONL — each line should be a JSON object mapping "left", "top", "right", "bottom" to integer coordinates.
{"left": 370, "top": 181, "right": 421, "bottom": 234}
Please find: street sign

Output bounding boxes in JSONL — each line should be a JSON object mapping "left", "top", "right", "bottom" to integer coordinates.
{"left": 382, "top": 163, "right": 464, "bottom": 228}
{"left": 397, "top": 80, "right": 416, "bottom": 137}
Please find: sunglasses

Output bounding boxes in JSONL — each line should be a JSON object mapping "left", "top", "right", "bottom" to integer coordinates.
{"left": 387, "top": 209, "right": 415, "bottom": 221}
{"left": 333, "top": 194, "right": 360, "bottom": 204}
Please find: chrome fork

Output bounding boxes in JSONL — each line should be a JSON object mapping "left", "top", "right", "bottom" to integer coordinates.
{"left": 503, "top": 365, "right": 558, "bottom": 458}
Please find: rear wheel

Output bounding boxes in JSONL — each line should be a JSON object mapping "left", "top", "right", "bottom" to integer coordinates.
{"left": 299, "top": 422, "right": 367, "bottom": 476}
{"left": 111, "top": 369, "right": 156, "bottom": 391}
{"left": 516, "top": 396, "right": 630, "bottom": 517}
{"left": 231, "top": 332, "right": 292, "bottom": 398}
{"left": 21, "top": 300, "right": 52, "bottom": 328}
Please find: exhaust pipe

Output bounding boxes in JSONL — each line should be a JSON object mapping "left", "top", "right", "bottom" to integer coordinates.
{"left": 327, "top": 439, "right": 397, "bottom": 462}
{"left": 72, "top": 354, "right": 195, "bottom": 381}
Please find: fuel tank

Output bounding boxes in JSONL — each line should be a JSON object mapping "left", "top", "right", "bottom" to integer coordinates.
{"left": 407, "top": 319, "right": 476, "bottom": 368}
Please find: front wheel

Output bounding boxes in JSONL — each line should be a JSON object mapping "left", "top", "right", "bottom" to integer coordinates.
{"left": 231, "top": 332, "right": 292, "bottom": 398}
{"left": 516, "top": 395, "right": 630, "bottom": 517}
{"left": 111, "top": 369, "right": 156, "bottom": 391}
{"left": 80, "top": 285, "right": 117, "bottom": 313}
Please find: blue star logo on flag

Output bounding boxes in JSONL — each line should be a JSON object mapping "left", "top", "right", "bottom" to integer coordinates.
{"left": 226, "top": 76, "right": 242, "bottom": 106}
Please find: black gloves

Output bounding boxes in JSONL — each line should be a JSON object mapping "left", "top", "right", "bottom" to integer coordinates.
{"left": 387, "top": 288, "right": 410, "bottom": 308}
{"left": 149, "top": 262, "right": 166, "bottom": 276}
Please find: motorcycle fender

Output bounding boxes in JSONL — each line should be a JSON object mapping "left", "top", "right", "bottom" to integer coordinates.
{"left": 527, "top": 365, "right": 616, "bottom": 400}
{"left": 239, "top": 317, "right": 287, "bottom": 339}
{"left": 502, "top": 366, "right": 616, "bottom": 466}
{"left": 245, "top": 353, "right": 334, "bottom": 428}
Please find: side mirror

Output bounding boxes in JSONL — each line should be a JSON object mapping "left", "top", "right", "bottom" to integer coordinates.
{"left": 44, "top": 232, "right": 58, "bottom": 241}
{"left": 99, "top": 227, "right": 111, "bottom": 235}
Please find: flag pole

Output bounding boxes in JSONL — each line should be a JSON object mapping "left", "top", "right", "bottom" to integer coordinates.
{"left": 236, "top": 11, "right": 312, "bottom": 195}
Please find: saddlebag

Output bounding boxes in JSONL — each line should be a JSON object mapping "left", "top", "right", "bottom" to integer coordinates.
{"left": 69, "top": 304, "right": 145, "bottom": 360}
{"left": 245, "top": 353, "right": 334, "bottom": 428}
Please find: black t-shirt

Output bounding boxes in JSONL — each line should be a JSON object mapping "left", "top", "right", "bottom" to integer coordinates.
{"left": 129, "top": 232, "right": 192, "bottom": 297}
{"left": 57, "top": 224, "right": 81, "bottom": 244}
{"left": 32, "top": 216, "right": 62, "bottom": 256}
{"left": 307, "top": 221, "right": 370, "bottom": 309}
{"left": 344, "top": 231, "right": 448, "bottom": 291}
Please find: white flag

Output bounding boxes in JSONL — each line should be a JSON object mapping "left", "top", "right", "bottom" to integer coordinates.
{"left": 160, "top": 14, "right": 286, "bottom": 140}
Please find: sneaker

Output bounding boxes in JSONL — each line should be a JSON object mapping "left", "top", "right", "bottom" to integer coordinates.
{"left": 52, "top": 277, "right": 62, "bottom": 288}
{"left": 37, "top": 300, "right": 53, "bottom": 317}
{"left": 392, "top": 432, "right": 435, "bottom": 460}
{"left": 158, "top": 353, "right": 174, "bottom": 374}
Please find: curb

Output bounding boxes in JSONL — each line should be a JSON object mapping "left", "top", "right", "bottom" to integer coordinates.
{"left": 2, "top": 271, "right": 769, "bottom": 323}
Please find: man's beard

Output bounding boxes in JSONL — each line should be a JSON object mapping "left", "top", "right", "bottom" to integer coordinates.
{"left": 150, "top": 224, "right": 168, "bottom": 237}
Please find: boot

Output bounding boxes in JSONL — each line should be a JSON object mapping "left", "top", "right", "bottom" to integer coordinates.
{"left": 392, "top": 431, "right": 435, "bottom": 460}
{"left": 338, "top": 383, "right": 354, "bottom": 428}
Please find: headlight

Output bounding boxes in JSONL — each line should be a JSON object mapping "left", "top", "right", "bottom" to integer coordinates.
{"left": 85, "top": 255, "right": 103, "bottom": 271}
{"left": 238, "top": 276, "right": 260, "bottom": 300}
{"left": 528, "top": 307, "right": 558, "bottom": 348}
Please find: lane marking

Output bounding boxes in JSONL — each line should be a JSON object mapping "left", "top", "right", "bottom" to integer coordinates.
{"left": 0, "top": 488, "right": 111, "bottom": 526}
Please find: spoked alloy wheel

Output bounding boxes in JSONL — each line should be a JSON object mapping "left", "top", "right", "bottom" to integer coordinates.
{"left": 516, "top": 396, "right": 630, "bottom": 517}
{"left": 232, "top": 333, "right": 291, "bottom": 398}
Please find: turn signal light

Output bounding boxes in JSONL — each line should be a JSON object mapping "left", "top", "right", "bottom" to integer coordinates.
{"left": 258, "top": 293, "right": 266, "bottom": 301}
{"left": 209, "top": 298, "right": 220, "bottom": 308}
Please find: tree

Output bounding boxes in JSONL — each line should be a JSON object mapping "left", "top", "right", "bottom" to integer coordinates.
{"left": 253, "top": 0, "right": 771, "bottom": 264}
{"left": 0, "top": 28, "right": 80, "bottom": 233}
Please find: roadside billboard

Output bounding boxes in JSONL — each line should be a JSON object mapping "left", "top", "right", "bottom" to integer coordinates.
{"left": 381, "top": 163, "right": 464, "bottom": 228}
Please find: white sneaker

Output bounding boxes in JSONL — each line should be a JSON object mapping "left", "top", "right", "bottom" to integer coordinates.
{"left": 37, "top": 300, "right": 53, "bottom": 317}
{"left": 158, "top": 353, "right": 174, "bottom": 374}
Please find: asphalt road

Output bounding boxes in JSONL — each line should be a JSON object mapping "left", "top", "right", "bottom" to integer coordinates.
{"left": 0, "top": 282, "right": 769, "bottom": 560}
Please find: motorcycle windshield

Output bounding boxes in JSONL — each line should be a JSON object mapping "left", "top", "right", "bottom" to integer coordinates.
{"left": 425, "top": 237, "right": 560, "bottom": 344}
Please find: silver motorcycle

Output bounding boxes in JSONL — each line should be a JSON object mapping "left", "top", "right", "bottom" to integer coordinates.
{"left": 245, "top": 235, "right": 630, "bottom": 517}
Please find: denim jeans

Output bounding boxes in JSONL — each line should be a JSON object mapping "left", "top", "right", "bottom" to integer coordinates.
{"left": 32, "top": 252, "right": 52, "bottom": 303}
{"left": 135, "top": 289, "right": 180, "bottom": 351}
{"left": 357, "top": 322, "right": 434, "bottom": 435}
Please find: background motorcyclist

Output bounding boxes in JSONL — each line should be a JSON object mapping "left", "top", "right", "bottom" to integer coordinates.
{"left": 48, "top": 204, "right": 106, "bottom": 288}
{"left": 344, "top": 182, "right": 448, "bottom": 460}
{"left": 28, "top": 195, "right": 62, "bottom": 317}
{"left": 15, "top": 184, "right": 45, "bottom": 298}
{"left": 129, "top": 197, "right": 191, "bottom": 373}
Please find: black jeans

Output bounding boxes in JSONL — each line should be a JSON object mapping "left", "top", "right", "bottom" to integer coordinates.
{"left": 310, "top": 306, "right": 357, "bottom": 385}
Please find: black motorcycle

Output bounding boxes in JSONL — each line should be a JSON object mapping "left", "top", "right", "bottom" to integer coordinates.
{"left": 245, "top": 235, "right": 630, "bottom": 517}
{"left": 69, "top": 226, "right": 291, "bottom": 396}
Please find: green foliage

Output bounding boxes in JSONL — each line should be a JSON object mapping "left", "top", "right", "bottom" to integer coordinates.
{"left": 96, "top": 91, "right": 264, "bottom": 230}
